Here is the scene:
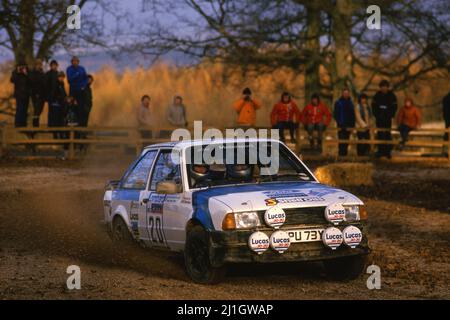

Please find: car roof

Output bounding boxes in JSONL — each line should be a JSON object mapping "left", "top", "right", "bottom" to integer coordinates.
{"left": 143, "top": 138, "right": 282, "bottom": 151}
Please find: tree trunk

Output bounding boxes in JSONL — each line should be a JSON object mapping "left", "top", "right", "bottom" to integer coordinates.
{"left": 15, "top": 0, "right": 37, "bottom": 66}
{"left": 304, "top": 4, "right": 322, "bottom": 105}
{"left": 331, "top": 0, "right": 354, "bottom": 101}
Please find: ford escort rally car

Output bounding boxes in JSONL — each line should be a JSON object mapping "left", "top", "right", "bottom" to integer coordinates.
{"left": 103, "top": 138, "right": 370, "bottom": 284}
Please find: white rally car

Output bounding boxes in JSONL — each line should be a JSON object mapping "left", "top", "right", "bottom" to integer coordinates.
{"left": 103, "top": 138, "right": 370, "bottom": 284}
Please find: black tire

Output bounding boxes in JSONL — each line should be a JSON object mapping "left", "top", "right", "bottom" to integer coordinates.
{"left": 184, "top": 225, "right": 226, "bottom": 284}
{"left": 111, "top": 217, "right": 134, "bottom": 245}
{"left": 323, "top": 255, "right": 367, "bottom": 281}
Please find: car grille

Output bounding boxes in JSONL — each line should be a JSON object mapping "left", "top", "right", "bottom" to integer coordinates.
{"left": 259, "top": 206, "right": 326, "bottom": 226}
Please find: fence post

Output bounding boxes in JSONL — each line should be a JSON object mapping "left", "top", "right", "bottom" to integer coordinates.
{"left": 136, "top": 128, "right": 141, "bottom": 156}
{"left": 447, "top": 127, "right": 450, "bottom": 163}
{"left": 295, "top": 126, "right": 301, "bottom": 155}
{"left": 68, "top": 129, "right": 75, "bottom": 160}
{"left": 0, "top": 125, "right": 6, "bottom": 157}
{"left": 369, "top": 127, "right": 375, "bottom": 154}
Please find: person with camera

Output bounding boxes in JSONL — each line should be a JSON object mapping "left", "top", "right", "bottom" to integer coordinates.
{"left": 233, "top": 87, "right": 261, "bottom": 128}
{"left": 29, "top": 59, "right": 47, "bottom": 127}
{"left": 10, "top": 61, "right": 31, "bottom": 127}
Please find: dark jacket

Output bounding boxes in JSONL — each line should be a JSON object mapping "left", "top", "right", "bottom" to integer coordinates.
{"left": 66, "top": 65, "right": 88, "bottom": 93}
{"left": 10, "top": 70, "right": 30, "bottom": 99}
{"left": 333, "top": 97, "right": 356, "bottom": 128}
{"left": 46, "top": 70, "right": 59, "bottom": 103}
{"left": 371, "top": 91, "right": 398, "bottom": 127}
{"left": 443, "top": 91, "right": 450, "bottom": 128}
{"left": 85, "top": 85, "right": 93, "bottom": 112}
{"left": 54, "top": 81, "right": 67, "bottom": 107}
{"left": 29, "top": 68, "right": 46, "bottom": 99}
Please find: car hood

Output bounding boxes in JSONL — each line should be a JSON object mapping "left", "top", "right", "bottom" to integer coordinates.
{"left": 193, "top": 182, "right": 363, "bottom": 212}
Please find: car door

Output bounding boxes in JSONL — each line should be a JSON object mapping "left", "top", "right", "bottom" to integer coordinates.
{"left": 113, "top": 149, "right": 158, "bottom": 240}
{"left": 144, "top": 149, "right": 183, "bottom": 248}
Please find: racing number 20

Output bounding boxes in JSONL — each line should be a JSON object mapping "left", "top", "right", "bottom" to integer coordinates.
{"left": 148, "top": 216, "right": 165, "bottom": 244}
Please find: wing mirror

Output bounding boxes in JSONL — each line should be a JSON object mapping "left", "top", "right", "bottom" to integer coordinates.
{"left": 105, "top": 180, "right": 120, "bottom": 191}
{"left": 156, "top": 181, "right": 182, "bottom": 194}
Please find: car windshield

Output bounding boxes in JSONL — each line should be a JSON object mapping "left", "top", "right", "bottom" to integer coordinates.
{"left": 185, "top": 141, "right": 315, "bottom": 188}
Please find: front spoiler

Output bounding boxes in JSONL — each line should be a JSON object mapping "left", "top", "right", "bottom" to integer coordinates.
{"left": 208, "top": 225, "right": 371, "bottom": 267}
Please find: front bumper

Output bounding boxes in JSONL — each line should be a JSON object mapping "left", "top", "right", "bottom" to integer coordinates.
{"left": 208, "top": 223, "right": 371, "bottom": 267}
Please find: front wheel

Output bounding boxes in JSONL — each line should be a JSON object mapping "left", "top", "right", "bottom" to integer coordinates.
{"left": 111, "top": 217, "right": 134, "bottom": 245}
{"left": 184, "top": 225, "right": 226, "bottom": 284}
{"left": 323, "top": 255, "right": 367, "bottom": 281}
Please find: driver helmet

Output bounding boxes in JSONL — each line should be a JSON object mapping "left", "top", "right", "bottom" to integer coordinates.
{"left": 226, "top": 164, "right": 252, "bottom": 180}
{"left": 190, "top": 163, "right": 210, "bottom": 181}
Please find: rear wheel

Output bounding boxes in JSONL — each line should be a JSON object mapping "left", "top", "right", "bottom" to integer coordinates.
{"left": 111, "top": 217, "right": 134, "bottom": 245}
{"left": 184, "top": 225, "right": 226, "bottom": 284}
{"left": 323, "top": 255, "right": 367, "bottom": 281}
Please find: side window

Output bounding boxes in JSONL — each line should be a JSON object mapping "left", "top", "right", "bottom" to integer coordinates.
{"left": 150, "top": 151, "right": 182, "bottom": 191}
{"left": 122, "top": 150, "right": 158, "bottom": 189}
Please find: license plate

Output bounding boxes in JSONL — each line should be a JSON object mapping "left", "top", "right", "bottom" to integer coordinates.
{"left": 287, "top": 229, "right": 324, "bottom": 243}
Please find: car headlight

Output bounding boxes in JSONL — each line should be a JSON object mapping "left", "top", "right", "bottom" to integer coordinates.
{"left": 222, "top": 212, "right": 261, "bottom": 230}
{"left": 344, "top": 205, "right": 367, "bottom": 222}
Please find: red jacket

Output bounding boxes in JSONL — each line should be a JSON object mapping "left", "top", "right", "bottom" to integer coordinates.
{"left": 397, "top": 102, "right": 421, "bottom": 129}
{"left": 270, "top": 101, "right": 301, "bottom": 126}
{"left": 301, "top": 102, "right": 332, "bottom": 126}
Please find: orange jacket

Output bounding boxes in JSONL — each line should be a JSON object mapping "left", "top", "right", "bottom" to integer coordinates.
{"left": 301, "top": 102, "right": 332, "bottom": 126}
{"left": 233, "top": 98, "right": 261, "bottom": 126}
{"left": 397, "top": 101, "right": 421, "bottom": 129}
{"left": 270, "top": 101, "right": 301, "bottom": 126}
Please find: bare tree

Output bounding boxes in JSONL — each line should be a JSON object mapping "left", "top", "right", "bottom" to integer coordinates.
{"left": 0, "top": 0, "right": 93, "bottom": 65}
{"left": 0, "top": 0, "right": 117, "bottom": 117}
{"left": 123, "top": 0, "right": 449, "bottom": 103}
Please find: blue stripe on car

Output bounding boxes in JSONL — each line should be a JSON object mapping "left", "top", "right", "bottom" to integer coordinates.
{"left": 191, "top": 182, "right": 337, "bottom": 230}
{"left": 112, "top": 190, "right": 141, "bottom": 201}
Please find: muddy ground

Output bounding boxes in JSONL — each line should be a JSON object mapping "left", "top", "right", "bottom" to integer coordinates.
{"left": 0, "top": 155, "right": 449, "bottom": 300}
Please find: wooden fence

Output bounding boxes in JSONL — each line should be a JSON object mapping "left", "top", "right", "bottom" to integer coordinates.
{"left": 0, "top": 124, "right": 449, "bottom": 162}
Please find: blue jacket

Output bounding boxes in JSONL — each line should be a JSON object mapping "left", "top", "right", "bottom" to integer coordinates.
{"left": 333, "top": 97, "right": 356, "bottom": 128}
{"left": 66, "top": 65, "right": 88, "bottom": 92}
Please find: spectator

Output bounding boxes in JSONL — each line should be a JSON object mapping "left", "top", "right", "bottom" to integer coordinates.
{"left": 372, "top": 80, "right": 398, "bottom": 159}
{"left": 84, "top": 74, "right": 94, "bottom": 127}
{"left": 270, "top": 92, "right": 301, "bottom": 143}
{"left": 29, "top": 59, "right": 46, "bottom": 127}
{"left": 396, "top": 98, "right": 421, "bottom": 149}
{"left": 167, "top": 95, "right": 187, "bottom": 128}
{"left": 443, "top": 91, "right": 450, "bottom": 143}
{"left": 46, "top": 60, "right": 60, "bottom": 106}
{"left": 10, "top": 61, "right": 30, "bottom": 127}
{"left": 137, "top": 95, "right": 154, "bottom": 138}
{"left": 66, "top": 56, "right": 89, "bottom": 127}
{"left": 355, "top": 93, "right": 372, "bottom": 156}
{"left": 301, "top": 93, "right": 332, "bottom": 151}
{"left": 48, "top": 71, "right": 67, "bottom": 139}
{"left": 333, "top": 88, "right": 356, "bottom": 156}
{"left": 233, "top": 87, "right": 261, "bottom": 128}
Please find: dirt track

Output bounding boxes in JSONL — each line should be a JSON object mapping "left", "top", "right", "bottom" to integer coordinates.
{"left": 0, "top": 155, "right": 449, "bottom": 300}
